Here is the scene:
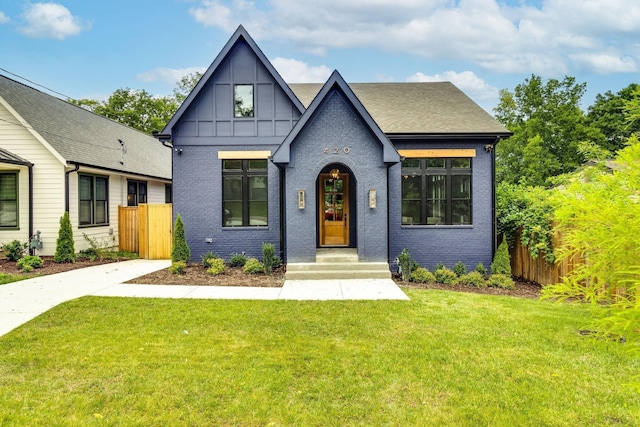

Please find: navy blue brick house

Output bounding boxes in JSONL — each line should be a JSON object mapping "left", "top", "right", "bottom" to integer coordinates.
{"left": 161, "top": 26, "right": 511, "bottom": 271}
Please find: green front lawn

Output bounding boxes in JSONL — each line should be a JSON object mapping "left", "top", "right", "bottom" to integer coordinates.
{"left": 1, "top": 290, "right": 638, "bottom": 426}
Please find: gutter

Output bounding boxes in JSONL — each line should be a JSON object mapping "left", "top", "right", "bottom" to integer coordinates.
{"left": 65, "top": 163, "right": 80, "bottom": 212}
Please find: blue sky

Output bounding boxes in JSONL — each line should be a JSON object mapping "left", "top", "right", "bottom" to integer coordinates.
{"left": 1, "top": 0, "right": 639, "bottom": 114}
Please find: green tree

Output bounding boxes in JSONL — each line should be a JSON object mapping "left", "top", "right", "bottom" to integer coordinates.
{"left": 586, "top": 83, "right": 640, "bottom": 153}
{"left": 494, "top": 75, "right": 601, "bottom": 186}
{"left": 173, "top": 72, "right": 203, "bottom": 104}
{"left": 490, "top": 238, "right": 511, "bottom": 275}
{"left": 71, "top": 88, "right": 178, "bottom": 135}
{"left": 171, "top": 214, "right": 190, "bottom": 263}
{"left": 54, "top": 212, "right": 76, "bottom": 263}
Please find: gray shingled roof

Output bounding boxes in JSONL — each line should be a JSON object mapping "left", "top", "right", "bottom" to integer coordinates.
{"left": 289, "top": 82, "right": 510, "bottom": 135}
{"left": 0, "top": 75, "right": 171, "bottom": 180}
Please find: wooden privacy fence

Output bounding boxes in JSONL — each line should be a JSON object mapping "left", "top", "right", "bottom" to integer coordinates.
{"left": 118, "top": 204, "right": 172, "bottom": 259}
{"left": 509, "top": 227, "right": 583, "bottom": 286}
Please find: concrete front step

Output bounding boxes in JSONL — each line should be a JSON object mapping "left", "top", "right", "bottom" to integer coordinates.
{"left": 286, "top": 261, "right": 391, "bottom": 280}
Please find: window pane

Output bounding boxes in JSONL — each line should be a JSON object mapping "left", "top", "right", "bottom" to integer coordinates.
{"left": 0, "top": 201, "right": 17, "bottom": 227}
{"left": 249, "top": 201, "right": 268, "bottom": 226}
{"left": 427, "top": 200, "right": 446, "bottom": 224}
{"left": 234, "top": 84, "right": 254, "bottom": 118}
{"left": 427, "top": 158, "right": 445, "bottom": 168}
{"left": 452, "top": 200, "right": 471, "bottom": 224}
{"left": 401, "top": 159, "right": 420, "bottom": 168}
{"left": 139, "top": 183, "right": 147, "bottom": 195}
{"left": 79, "top": 176, "right": 92, "bottom": 200}
{"left": 95, "top": 178, "right": 107, "bottom": 200}
{"left": 79, "top": 201, "right": 91, "bottom": 225}
{"left": 223, "top": 160, "right": 242, "bottom": 170}
{"left": 427, "top": 175, "right": 446, "bottom": 199}
{"left": 223, "top": 201, "right": 243, "bottom": 226}
{"left": 249, "top": 176, "right": 267, "bottom": 201}
{"left": 402, "top": 175, "right": 421, "bottom": 199}
{"left": 452, "top": 175, "right": 471, "bottom": 198}
{"left": 402, "top": 200, "right": 422, "bottom": 225}
{"left": 249, "top": 159, "right": 267, "bottom": 170}
{"left": 0, "top": 174, "right": 17, "bottom": 200}
{"left": 452, "top": 158, "right": 471, "bottom": 168}
{"left": 95, "top": 201, "right": 107, "bottom": 224}
{"left": 223, "top": 176, "right": 243, "bottom": 201}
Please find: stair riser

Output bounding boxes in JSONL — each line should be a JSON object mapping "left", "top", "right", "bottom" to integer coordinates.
{"left": 285, "top": 271, "right": 392, "bottom": 280}
{"left": 287, "top": 263, "right": 389, "bottom": 272}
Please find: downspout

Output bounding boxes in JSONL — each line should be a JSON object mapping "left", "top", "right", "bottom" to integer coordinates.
{"left": 491, "top": 137, "right": 499, "bottom": 260}
{"left": 27, "top": 163, "right": 34, "bottom": 255}
{"left": 65, "top": 163, "right": 80, "bottom": 213}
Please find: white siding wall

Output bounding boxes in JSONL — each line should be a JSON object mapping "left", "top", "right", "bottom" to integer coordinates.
{"left": 0, "top": 102, "right": 66, "bottom": 256}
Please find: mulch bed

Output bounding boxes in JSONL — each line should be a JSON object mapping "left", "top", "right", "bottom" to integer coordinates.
{"left": 1, "top": 257, "right": 542, "bottom": 299}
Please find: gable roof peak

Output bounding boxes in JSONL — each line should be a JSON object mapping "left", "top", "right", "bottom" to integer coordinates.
{"left": 163, "top": 25, "right": 304, "bottom": 133}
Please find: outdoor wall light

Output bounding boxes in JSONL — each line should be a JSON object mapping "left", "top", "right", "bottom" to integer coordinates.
{"left": 174, "top": 148, "right": 183, "bottom": 155}
{"left": 369, "top": 189, "right": 377, "bottom": 209}
{"left": 298, "top": 190, "right": 305, "bottom": 209}
{"left": 330, "top": 168, "right": 340, "bottom": 180}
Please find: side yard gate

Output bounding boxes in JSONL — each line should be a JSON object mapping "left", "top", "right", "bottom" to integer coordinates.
{"left": 118, "top": 204, "right": 172, "bottom": 259}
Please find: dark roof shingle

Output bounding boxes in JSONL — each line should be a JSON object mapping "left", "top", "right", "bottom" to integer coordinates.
{"left": 0, "top": 75, "right": 171, "bottom": 179}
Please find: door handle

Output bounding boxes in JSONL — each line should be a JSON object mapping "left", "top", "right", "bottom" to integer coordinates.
{"left": 344, "top": 213, "right": 347, "bottom": 227}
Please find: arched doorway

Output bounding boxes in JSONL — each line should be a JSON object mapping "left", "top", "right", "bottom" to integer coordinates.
{"left": 318, "top": 164, "right": 355, "bottom": 247}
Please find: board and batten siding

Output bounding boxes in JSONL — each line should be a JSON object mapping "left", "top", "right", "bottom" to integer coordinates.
{"left": 0, "top": 100, "right": 66, "bottom": 256}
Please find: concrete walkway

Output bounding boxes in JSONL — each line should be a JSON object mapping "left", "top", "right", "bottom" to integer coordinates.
{"left": 0, "top": 259, "right": 409, "bottom": 337}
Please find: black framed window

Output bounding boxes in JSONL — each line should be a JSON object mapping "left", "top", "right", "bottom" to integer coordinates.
{"left": 234, "top": 84, "right": 254, "bottom": 118}
{"left": 0, "top": 172, "right": 18, "bottom": 228}
{"left": 401, "top": 158, "right": 471, "bottom": 225}
{"left": 127, "top": 180, "right": 147, "bottom": 206}
{"left": 222, "top": 159, "right": 267, "bottom": 227}
{"left": 79, "top": 174, "right": 108, "bottom": 226}
{"left": 165, "top": 184, "right": 172, "bottom": 203}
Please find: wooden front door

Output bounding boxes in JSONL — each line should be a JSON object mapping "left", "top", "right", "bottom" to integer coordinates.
{"left": 320, "top": 173, "right": 349, "bottom": 246}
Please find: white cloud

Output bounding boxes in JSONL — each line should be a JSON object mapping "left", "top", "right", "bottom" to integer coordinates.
{"left": 0, "top": 12, "right": 10, "bottom": 24}
{"left": 137, "top": 67, "right": 207, "bottom": 85}
{"left": 407, "top": 70, "right": 499, "bottom": 101}
{"left": 271, "top": 58, "right": 332, "bottom": 83}
{"left": 20, "top": 3, "right": 88, "bottom": 40}
{"left": 187, "top": 0, "right": 640, "bottom": 77}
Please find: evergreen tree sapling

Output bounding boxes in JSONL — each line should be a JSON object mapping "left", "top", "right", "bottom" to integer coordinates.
{"left": 54, "top": 212, "right": 76, "bottom": 263}
{"left": 491, "top": 238, "right": 511, "bottom": 275}
{"left": 171, "top": 214, "right": 190, "bottom": 263}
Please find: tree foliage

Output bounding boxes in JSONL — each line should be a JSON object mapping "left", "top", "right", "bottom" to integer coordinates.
{"left": 586, "top": 83, "right": 640, "bottom": 153}
{"left": 173, "top": 72, "right": 202, "bottom": 104}
{"left": 71, "top": 89, "right": 178, "bottom": 135}
{"left": 494, "top": 75, "right": 601, "bottom": 186}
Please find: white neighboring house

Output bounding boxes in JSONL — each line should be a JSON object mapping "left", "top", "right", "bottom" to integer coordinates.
{"left": 0, "top": 75, "right": 172, "bottom": 256}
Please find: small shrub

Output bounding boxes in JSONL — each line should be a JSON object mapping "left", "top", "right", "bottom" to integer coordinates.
{"left": 491, "top": 238, "right": 511, "bottom": 275}
{"left": 2, "top": 240, "right": 27, "bottom": 262}
{"left": 475, "top": 262, "right": 487, "bottom": 277}
{"left": 243, "top": 258, "right": 263, "bottom": 274}
{"left": 458, "top": 271, "right": 487, "bottom": 287}
{"left": 171, "top": 214, "right": 190, "bottom": 263}
{"left": 410, "top": 267, "right": 436, "bottom": 284}
{"left": 453, "top": 261, "right": 467, "bottom": 277}
{"left": 201, "top": 251, "right": 219, "bottom": 268}
{"left": 16, "top": 255, "right": 44, "bottom": 272}
{"left": 397, "top": 248, "right": 412, "bottom": 282}
{"left": 433, "top": 262, "right": 445, "bottom": 271}
{"left": 229, "top": 252, "right": 247, "bottom": 267}
{"left": 488, "top": 274, "right": 515, "bottom": 289}
{"left": 206, "top": 258, "right": 225, "bottom": 275}
{"left": 262, "top": 242, "right": 276, "bottom": 275}
{"left": 54, "top": 212, "right": 75, "bottom": 263}
{"left": 169, "top": 261, "right": 187, "bottom": 274}
{"left": 434, "top": 267, "right": 457, "bottom": 285}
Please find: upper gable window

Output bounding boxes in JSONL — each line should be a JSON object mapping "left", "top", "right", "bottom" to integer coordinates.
{"left": 234, "top": 84, "right": 254, "bottom": 118}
